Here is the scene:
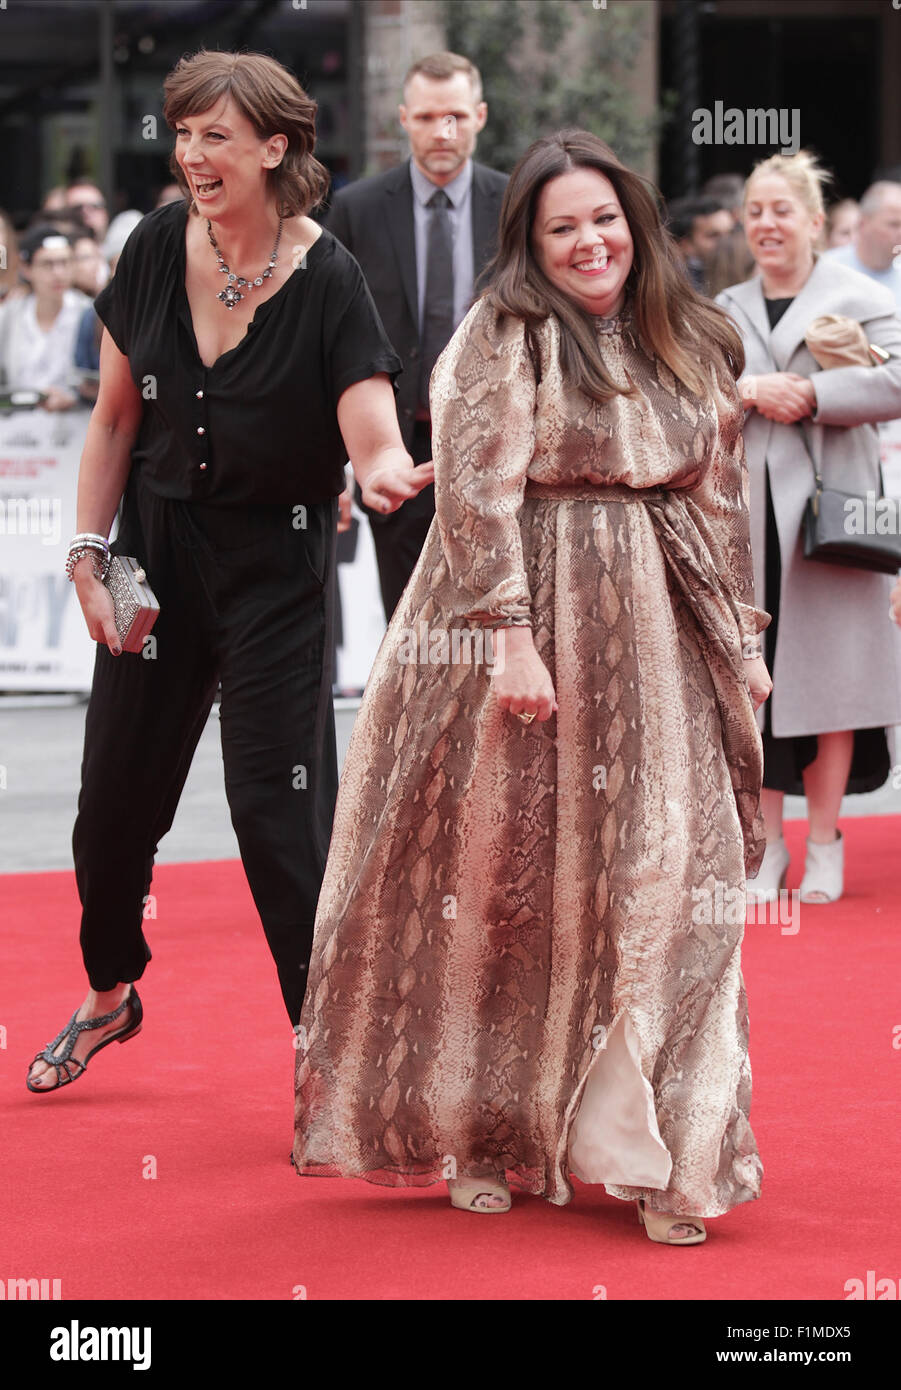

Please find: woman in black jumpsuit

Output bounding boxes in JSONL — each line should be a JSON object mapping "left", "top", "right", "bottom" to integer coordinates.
{"left": 27, "top": 50, "right": 432, "bottom": 1091}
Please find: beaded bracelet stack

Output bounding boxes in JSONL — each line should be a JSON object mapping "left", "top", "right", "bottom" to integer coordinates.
{"left": 66, "top": 533, "right": 112, "bottom": 583}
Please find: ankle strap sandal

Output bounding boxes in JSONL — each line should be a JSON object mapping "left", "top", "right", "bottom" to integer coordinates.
{"left": 26, "top": 988, "right": 143, "bottom": 1092}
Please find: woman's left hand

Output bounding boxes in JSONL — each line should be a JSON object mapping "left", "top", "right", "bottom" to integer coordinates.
{"left": 752, "top": 372, "right": 815, "bottom": 423}
{"left": 743, "top": 654, "right": 772, "bottom": 712}
{"left": 337, "top": 486, "right": 352, "bottom": 533}
{"left": 361, "top": 457, "right": 435, "bottom": 515}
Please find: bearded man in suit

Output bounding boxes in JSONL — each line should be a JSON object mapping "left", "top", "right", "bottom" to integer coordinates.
{"left": 325, "top": 52, "right": 508, "bottom": 621}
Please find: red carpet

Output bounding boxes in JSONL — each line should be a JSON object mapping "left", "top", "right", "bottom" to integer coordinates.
{"left": 2, "top": 817, "right": 899, "bottom": 1300}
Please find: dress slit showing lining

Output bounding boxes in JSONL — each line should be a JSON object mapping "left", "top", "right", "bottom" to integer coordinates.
{"left": 565, "top": 1010, "right": 673, "bottom": 1190}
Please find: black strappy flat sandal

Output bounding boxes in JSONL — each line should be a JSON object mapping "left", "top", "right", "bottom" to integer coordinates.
{"left": 26, "top": 987, "right": 143, "bottom": 1092}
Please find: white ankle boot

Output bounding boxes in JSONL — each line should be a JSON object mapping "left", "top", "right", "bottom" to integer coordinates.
{"left": 800, "top": 829, "right": 844, "bottom": 904}
{"left": 747, "top": 835, "right": 790, "bottom": 904}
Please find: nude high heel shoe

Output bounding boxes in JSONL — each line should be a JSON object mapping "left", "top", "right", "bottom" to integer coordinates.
{"left": 800, "top": 829, "right": 843, "bottom": 904}
{"left": 636, "top": 1198, "right": 706, "bottom": 1245}
{"left": 746, "top": 834, "right": 790, "bottom": 905}
{"left": 447, "top": 1176, "right": 511, "bottom": 1213}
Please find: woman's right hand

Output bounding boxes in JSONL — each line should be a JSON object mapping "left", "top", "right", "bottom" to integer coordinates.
{"left": 362, "top": 456, "right": 435, "bottom": 515}
{"left": 490, "top": 626, "right": 557, "bottom": 722}
{"left": 748, "top": 372, "right": 813, "bottom": 423}
{"left": 73, "top": 557, "right": 122, "bottom": 655}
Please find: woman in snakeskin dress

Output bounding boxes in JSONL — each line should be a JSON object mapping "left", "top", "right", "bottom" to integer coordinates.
{"left": 293, "top": 130, "right": 773, "bottom": 1246}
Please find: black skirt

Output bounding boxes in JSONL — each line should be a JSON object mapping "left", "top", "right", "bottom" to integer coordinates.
{"left": 761, "top": 465, "right": 890, "bottom": 795}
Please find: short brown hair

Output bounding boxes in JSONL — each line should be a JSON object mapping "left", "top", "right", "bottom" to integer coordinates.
{"left": 162, "top": 48, "right": 330, "bottom": 218}
{"left": 402, "top": 52, "right": 482, "bottom": 106}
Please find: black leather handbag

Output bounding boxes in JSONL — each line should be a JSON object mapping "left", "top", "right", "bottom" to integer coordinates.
{"left": 799, "top": 425, "right": 901, "bottom": 574}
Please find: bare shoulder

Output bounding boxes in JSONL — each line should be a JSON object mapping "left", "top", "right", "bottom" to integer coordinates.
{"left": 287, "top": 214, "right": 324, "bottom": 256}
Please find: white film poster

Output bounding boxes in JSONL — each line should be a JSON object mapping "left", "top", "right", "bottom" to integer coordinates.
{"left": 334, "top": 501, "right": 387, "bottom": 693}
{"left": 0, "top": 407, "right": 95, "bottom": 691}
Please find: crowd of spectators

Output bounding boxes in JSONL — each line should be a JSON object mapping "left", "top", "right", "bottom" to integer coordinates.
{"left": 3, "top": 168, "right": 898, "bottom": 416}
{"left": 0, "top": 180, "right": 182, "bottom": 408}
{"left": 666, "top": 167, "right": 901, "bottom": 310}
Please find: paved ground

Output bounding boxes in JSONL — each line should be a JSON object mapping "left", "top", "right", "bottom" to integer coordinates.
{"left": 0, "top": 696, "right": 358, "bottom": 873}
{"left": 1, "top": 695, "right": 900, "bottom": 874}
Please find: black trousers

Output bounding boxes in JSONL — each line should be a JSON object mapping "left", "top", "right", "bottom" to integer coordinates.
{"left": 72, "top": 470, "right": 339, "bottom": 1026}
{"left": 354, "top": 418, "right": 435, "bottom": 622}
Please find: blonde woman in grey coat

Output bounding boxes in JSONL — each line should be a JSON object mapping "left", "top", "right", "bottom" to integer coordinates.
{"left": 717, "top": 151, "right": 901, "bottom": 905}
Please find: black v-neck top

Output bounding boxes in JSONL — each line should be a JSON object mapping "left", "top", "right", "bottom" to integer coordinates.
{"left": 93, "top": 198, "right": 403, "bottom": 505}
{"left": 764, "top": 295, "right": 794, "bottom": 329}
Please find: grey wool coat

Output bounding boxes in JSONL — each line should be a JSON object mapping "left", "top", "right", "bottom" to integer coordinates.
{"left": 716, "top": 256, "right": 901, "bottom": 738}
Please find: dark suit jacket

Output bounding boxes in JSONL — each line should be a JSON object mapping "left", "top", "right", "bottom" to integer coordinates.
{"left": 323, "top": 156, "right": 508, "bottom": 452}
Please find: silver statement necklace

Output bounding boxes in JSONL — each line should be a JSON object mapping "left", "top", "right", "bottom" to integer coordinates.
{"left": 206, "top": 216, "right": 283, "bottom": 310}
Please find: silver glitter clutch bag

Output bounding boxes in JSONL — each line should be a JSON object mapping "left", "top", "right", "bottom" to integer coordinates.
{"left": 102, "top": 556, "right": 160, "bottom": 653}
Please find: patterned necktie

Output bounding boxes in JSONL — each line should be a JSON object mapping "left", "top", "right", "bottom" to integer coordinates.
{"left": 418, "top": 188, "right": 454, "bottom": 413}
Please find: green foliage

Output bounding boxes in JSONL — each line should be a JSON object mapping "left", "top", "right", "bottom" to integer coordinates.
{"left": 441, "top": 0, "right": 660, "bottom": 173}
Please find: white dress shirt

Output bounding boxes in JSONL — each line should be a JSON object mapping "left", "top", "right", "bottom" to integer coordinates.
{"left": 0, "top": 287, "right": 91, "bottom": 393}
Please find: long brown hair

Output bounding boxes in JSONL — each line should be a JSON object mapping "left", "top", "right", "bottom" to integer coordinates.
{"left": 162, "top": 49, "right": 330, "bottom": 219}
{"left": 481, "top": 129, "right": 745, "bottom": 401}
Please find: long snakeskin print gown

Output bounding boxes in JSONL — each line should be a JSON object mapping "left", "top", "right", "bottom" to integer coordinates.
{"left": 293, "top": 297, "right": 771, "bottom": 1217}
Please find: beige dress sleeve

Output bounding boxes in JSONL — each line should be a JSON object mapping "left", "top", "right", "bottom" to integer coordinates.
{"left": 683, "top": 365, "right": 772, "bottom": 648}
{"left": 428, "top": 299, "right": 537, "bottom": 630}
